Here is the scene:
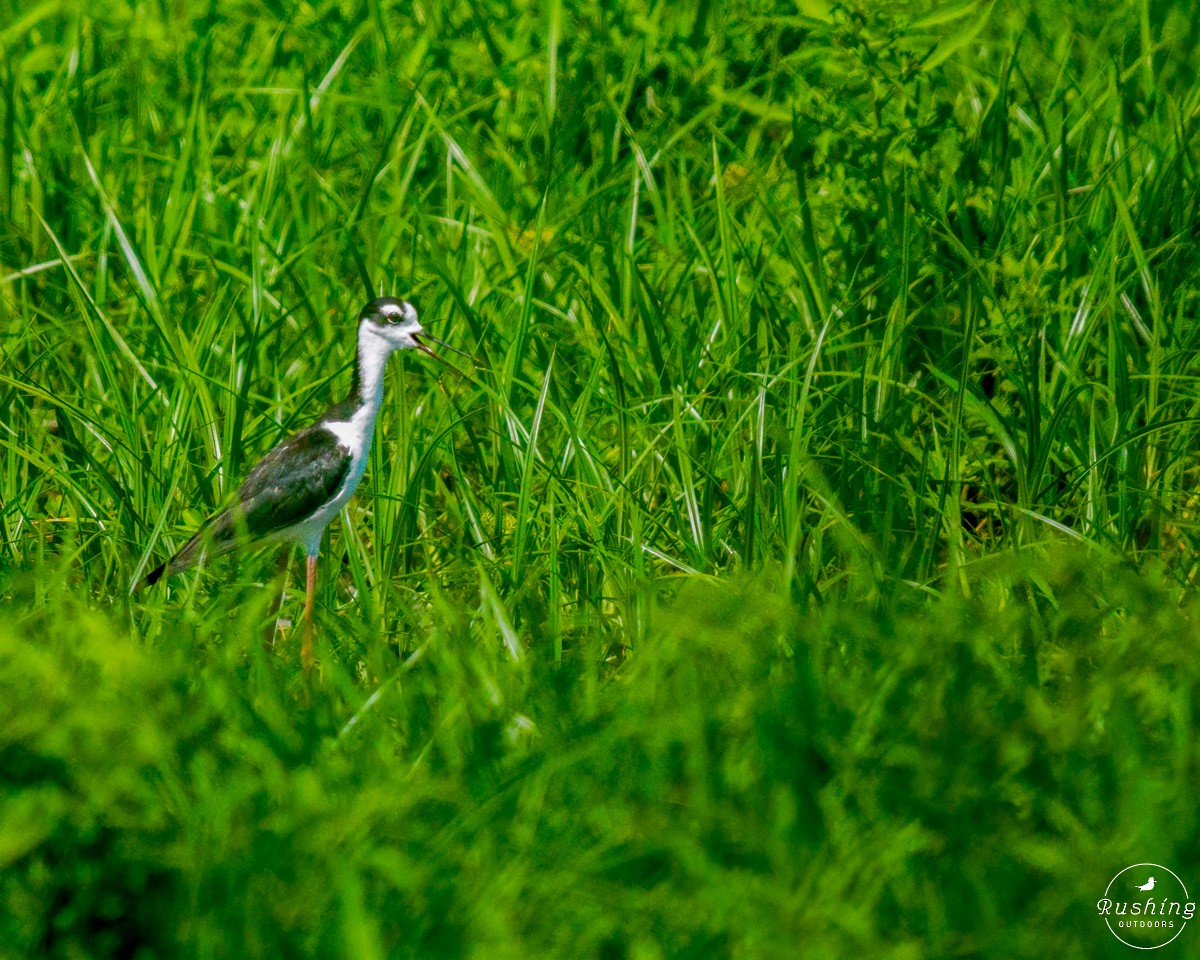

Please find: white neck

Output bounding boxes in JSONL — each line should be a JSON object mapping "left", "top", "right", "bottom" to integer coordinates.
{"left": 322, "top": 328, "right": 395, "bottom": 465}
{"left": 355, "top": 326, "right": 395, "bottom": 413}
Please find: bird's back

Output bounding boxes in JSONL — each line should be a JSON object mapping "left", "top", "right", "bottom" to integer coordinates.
{"left": 140, "top": 422, "right": 353, "bottom": 586}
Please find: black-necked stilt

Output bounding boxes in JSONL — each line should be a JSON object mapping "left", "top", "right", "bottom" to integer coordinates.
{"left": 140, "top": 296, "right": 466, "bottom": 672}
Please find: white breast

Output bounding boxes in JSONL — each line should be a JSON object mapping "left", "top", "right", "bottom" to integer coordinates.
{"left": 279, "top": 322, "right": 396, "bottom": 557}
{"left": 324, "top": 405, "right": 377, "bottom": 495}
{"left": 283, "top": 407, "right": 379, "bottom": 556}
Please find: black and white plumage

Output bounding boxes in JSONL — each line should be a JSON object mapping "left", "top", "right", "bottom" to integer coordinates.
{"left": 141, "top": 425, "right": 353, "bottom": 579}
{"left": 140, "top": 296, "right": 455, "bottom": 670}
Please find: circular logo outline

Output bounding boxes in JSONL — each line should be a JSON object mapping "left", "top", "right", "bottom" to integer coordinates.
{"left": 1103, "top": 863, "right": 1190, "bottom": 950}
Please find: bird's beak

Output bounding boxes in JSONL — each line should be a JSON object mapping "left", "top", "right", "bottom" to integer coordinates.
{"left": 412, "top": 332, "right": 480, "bottom": 380}
{"left": 413, "top": 332, "right": 479, "bottom": 365}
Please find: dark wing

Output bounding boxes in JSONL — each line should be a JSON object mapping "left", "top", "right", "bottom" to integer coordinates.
{"left": 141, "top": 426, "right": 351, "bottom": 585}
{"left": 235, "top": 425, "right": 352, "bottom": 537}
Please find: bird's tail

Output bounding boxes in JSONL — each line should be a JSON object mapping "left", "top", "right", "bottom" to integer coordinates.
{"left": 137, "top": 562, "right": 169, "bottom": 591}
{"left": 135, "top": 511, "right": 240, "bottom": 591}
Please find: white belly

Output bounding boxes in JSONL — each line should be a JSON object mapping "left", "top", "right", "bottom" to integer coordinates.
{"left": 278, "top": 410, "right": 376, "bottom": 557}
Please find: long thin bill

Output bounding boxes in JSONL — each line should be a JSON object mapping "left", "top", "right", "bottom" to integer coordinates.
{"left": 416, "top": 332, "right": 479, "bottom": 363}
{"left": 414, "top": 337, "right": 477, "bottom": 383}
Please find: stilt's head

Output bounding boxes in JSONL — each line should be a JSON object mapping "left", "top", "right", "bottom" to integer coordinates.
{"left": 359, "top": 297, "right": 425, "bottom": 354}
{"left": 357, "top": 296, "right": 472, "bottom": 369}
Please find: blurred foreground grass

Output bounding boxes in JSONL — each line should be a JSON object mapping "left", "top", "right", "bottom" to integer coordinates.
{"left": 3, "top": 0, "right": 1200, "bottom": 956}
{"left": 5, "top": 551, "right": 1199, "bottom": 958}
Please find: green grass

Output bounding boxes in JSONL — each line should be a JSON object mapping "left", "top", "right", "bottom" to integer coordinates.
{"left": 2, "top": 0, "right": 1200, "bottom": 956}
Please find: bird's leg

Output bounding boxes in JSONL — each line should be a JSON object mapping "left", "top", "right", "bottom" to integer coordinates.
{"left": 302, "top": 553, "right": 317, "bottom": 674}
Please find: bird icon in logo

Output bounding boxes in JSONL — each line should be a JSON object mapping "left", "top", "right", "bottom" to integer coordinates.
{"left": 1136, "top": 877, "right": 1156, "bottom": 892}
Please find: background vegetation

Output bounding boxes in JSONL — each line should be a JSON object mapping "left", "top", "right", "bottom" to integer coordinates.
{"left": 2, "top": 0, "right": 1199, "bottom": 956}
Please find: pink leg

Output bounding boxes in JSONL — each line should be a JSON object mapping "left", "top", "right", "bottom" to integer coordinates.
{"left": 302, "top": 553, "right": 317, "bottom": 675}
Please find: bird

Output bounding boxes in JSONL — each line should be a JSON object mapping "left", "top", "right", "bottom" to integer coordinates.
{"left": 1137, "top": 877, "right": 1156, "bottom": 892}
{"left": 139, "top": 296, "right": 467, "bottom": 672}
